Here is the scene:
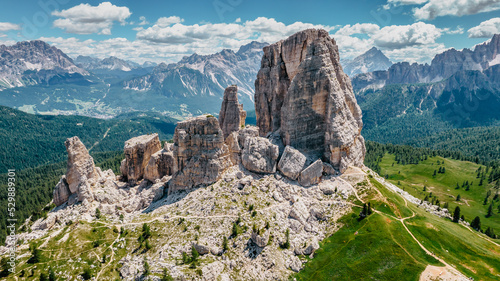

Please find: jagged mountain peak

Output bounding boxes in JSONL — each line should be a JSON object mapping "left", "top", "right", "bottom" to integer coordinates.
{"left": 342, "top": 46, "right": 392, "bottom": 77}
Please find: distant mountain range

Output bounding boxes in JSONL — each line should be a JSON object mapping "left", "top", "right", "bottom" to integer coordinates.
{"left": 341, "top": 47, "right": 392, "bottom": 77}
{"left": 122, "top": 41, "right": 267, "bottom": 102}
{"left": 352, "top": 34, "right": 500, "bottom": 91}
{"left": 75, "top": 55, "right": 157, "bottom": 72}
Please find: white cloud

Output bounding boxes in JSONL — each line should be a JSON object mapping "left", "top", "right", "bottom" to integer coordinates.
{"left": 156, "top": 16, "right": 184, "bottom": 27}
{"left": 332, "top": 22, "right": 447, "bottom": 63}
{"left": 468, "top": 17, "right": 500, "bottom": 37}
{"left": 413, "top": 0, "right": 500, "bottom": 20}
{"left": 388, "top": 0, "right": 428, "bottom": 4}
{"left": 0, "top": 22, "right": 21, "bottom": 32}
{"left": 136, "top": 17, "right": 335, "bottom": 45}
{"left": 335, "top": 23, "right": 380, "bottom": 36}
{"left": 52, "top": 2, "right": 131, "bottom": 35}
{"left": 138, "top": 16, "right": 149, "bottom": 26}
{"left": 371, "top": 22, "right": 442, "bottom": 48}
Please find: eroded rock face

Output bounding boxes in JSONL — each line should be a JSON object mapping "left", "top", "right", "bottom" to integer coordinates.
{"left": 144, "top": 143, "right": 176, "bottom": 182}
{"left": 241, "top": 136, "right": 279, "bottom": 174}
{"left": 278, "top": 146, "right": 307, "bottom": 180}
{"left": 168, "top": 115, "right": 231, "bottom": 194}
{"left": 53, "top": 176, "right": 71, "bottom": 207}
{"left": 219, "top": 85, "right": 246, "bottom": 139}
{"left": 65, "top": 136, "right": 97, "bottom": 193}
{"left": 122, "top": 134, "right": 162, "bottom": 184}
{"left": 254, "top": 29, "right": 365, "bottom": 173}
{"left": 225, "top": 131, "right": 241, "bottom": 165}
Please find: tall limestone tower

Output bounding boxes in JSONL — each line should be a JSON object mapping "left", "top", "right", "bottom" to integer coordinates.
{"left": 254, "top": 29, "right": 365, "bottom": 172}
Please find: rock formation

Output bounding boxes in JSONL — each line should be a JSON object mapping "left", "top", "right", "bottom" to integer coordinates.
{"left": 65, "top": 136, "right": 97, "bottom": 193}
{"left": 299, "top": 159, "right": 323, "bottom": 187}
{"left": 144, "top": 142, "right": 176, "bottom": 182}
{"left": 219, "top": 85, "right": 247, "bottom": 139}
{"left": 278, "top": 146, "right": 307, "bottom": 180}
{"left": 255, "top": 29, "right": 365, "bottom": 172}
{"left": 53, "top": 176, "right": 71, "bottom": 207}
{"left": 168, "top": 115, "right": 232, "bottom": 194}
{"left": 121, "top": 134, "right": 162, "bottom": 184}
{"left": 241, "top": 136, "right": 279, "bottom": 174}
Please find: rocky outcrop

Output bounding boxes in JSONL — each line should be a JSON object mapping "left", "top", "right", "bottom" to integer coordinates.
{"left": 168, "top": 115, "right": 232, "bottom": 194}
{"left": 219, "top": 85, "right": 246, "bottom": 139}
{"left": 225, "top": 131, "right": 241, "bottom": 165}
{"left": 144, "top": 143, "right": 176, "bottom": 182}
{"left": 278, "top": 146, "right": 307, "bottom": 180}
{"left": 241, "top": 137, "right": 279, "bottom": 174}
{"left": 255, "top": 29, "right": 365, "bottom": 173}
{"left": 122, "top": 134, "right": 162, "bottom": 184}
{"left": 251, "top": 229, "right": 270, "bottom": 248}
{"left": 65, "top": 136, "right": 97, "bottom": 193}
{"left": 53, "top": 176, "right": 71, "bottom": 207}
{"left": 299, "top": 160, "right": 323, "bottom": 187}
{"left": 238, "top": 126, "right": 259, "bottom": 148}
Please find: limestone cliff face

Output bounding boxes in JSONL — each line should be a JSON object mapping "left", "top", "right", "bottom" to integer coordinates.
{"left": 122, "top": 134, "right": 162, "bottom": 184}
{"left": 65, "top": 136, "right": 97, "bottom": 193}
{"left": 168, "top": 115, "right": 232, "bottom": 194}
{"left": 219, "top": 85, "right": 246, "bottom": 139}
{"left": 255, "top": 29, "right": 365, "bottom": 172}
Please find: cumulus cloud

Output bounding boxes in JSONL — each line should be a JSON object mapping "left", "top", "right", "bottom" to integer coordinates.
{"left": 413, "top": 0, "right": 500, "bottom": 20}
{"left": 371, "top": 22, "right": 442, "bottom": 48}
{"left": 335, "top": 23, "right": 380, "bottom": 36}
{"left": 52, "top": 2, "right": 131, "bottom": 35}
{"left": 0, "top": 22, "right": 21, "bottom": 32}
{"left": 156, "top": 16, "right": 184, "bottom": 27}
{"left": 138, "top": 16, "right": 149, "bottom": 26}
{"left": 332, "top": 22, "right": 447, "bottom": 63}
{"left": 136, "top": 17, "right": 335, "bottom": 45}
{"left": 468, "top": 17, "right": 500, "bottom": 37}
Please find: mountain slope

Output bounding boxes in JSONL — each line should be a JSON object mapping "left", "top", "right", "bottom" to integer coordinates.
{"left": 0, "top": 41, "right": 88, "bottom": 90}
{"left": 341, "top": 47, "right": 392, "bottom": 77}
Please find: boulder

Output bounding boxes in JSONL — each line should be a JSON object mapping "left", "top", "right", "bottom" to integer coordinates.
{"left": 144, "top": 148, "right": 176, "bottom": 182}
{"left": 65, "top": 136, "right": 97, "bottom": 193}
{"left": 122, "top": 134, "right": 162, "bottom": 184}
{"left": 289, "top": 201, "right": 309, "bottom": 224}
{"left": 77, "top": 176, "right": 94, "bottom": 203}
{"left": 322, "top": 162, "right": 336, "bottom": 175}
{"left": 192, "top": 243, "right": 211, "bottom": 255}
{"left": 299, "top": 159, "right": 323, "bottom": 187}
{"left": 251, "top": 230, "right": 270, "bottom": 248}
{"left": 241, "top": 136, "right": 279, "bottom": 174}
{"left": 255, "top": 29, "right": 365, "bottom": 173}
{"left": 219, "top": 85, "right": 246, "bottom": 139}
{"left": 238, "top": 126, "right": 259, "bottom": 149}
{"left": 53, "top": 176, "right": 71, "bottom": 207}
{"left": 278, "top": 146, "right": 307, "bottom": 180}
{"left": 168, "top": 115, "right": 231, "bottom": 194}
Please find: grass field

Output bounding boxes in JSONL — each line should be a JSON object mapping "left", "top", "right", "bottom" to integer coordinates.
{"left": 295, "top": 171, "right": 500, "bottom": 281}
{"left": 379, "top": 154, "right": 500, "bottom": 232}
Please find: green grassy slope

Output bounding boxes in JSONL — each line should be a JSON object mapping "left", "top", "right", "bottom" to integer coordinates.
{"left": 295, "top": 170, "right": 500, "bottom": 281}
{"left": 379, "top": 154, "right": 500, "bottom": 232}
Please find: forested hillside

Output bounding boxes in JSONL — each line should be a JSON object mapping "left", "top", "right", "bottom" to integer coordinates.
{"left": 0, "top": 106, "right": 177, "bottom": 171}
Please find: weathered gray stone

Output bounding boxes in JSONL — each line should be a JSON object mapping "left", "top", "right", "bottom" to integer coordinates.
{"left": 219, "top": 85, "right": 246, "bottom": 139}
{"left": 53, "top": 176, "right": 70, "bottom": 206}
{"left": 251, "top": 229, "right": 270, "bottom": 248}
{"left": 241, "top": 136, "right": 279, "bottom": 174}
{"left": 144, "top": 148, "right": 176, "bottom": 182}
{"left": 299, "top": 159, "right": 324, "bottom": 187}
{"left": 193, "top": 243, "right": 211, "bottom": 255}
{"left": 289, "top": 201, "right": 309, "bottom": 224}
{"left": 122, "top": 134, "right": 162, "bottom": 184}
{"left": 278, "top": 146, "right": 307, "bottom": 180}
{"left": 168, "top": 115, "right": 231, "bottom": 194}
{"left": 255, "top": 29, "right": 365, "bottom": 173}
{"left": 65, "top": 136, "right": 97, "bottom": 193}
{"left": 225, "top": 131, "right": 241, "bottom": 165}
{"left": 238, "top": 126, "right": 259, "bottom": 149}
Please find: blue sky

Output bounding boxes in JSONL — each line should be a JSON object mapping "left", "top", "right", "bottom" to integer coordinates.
{"left": 1, "top": 0, "right": 500, "bottom": 64}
